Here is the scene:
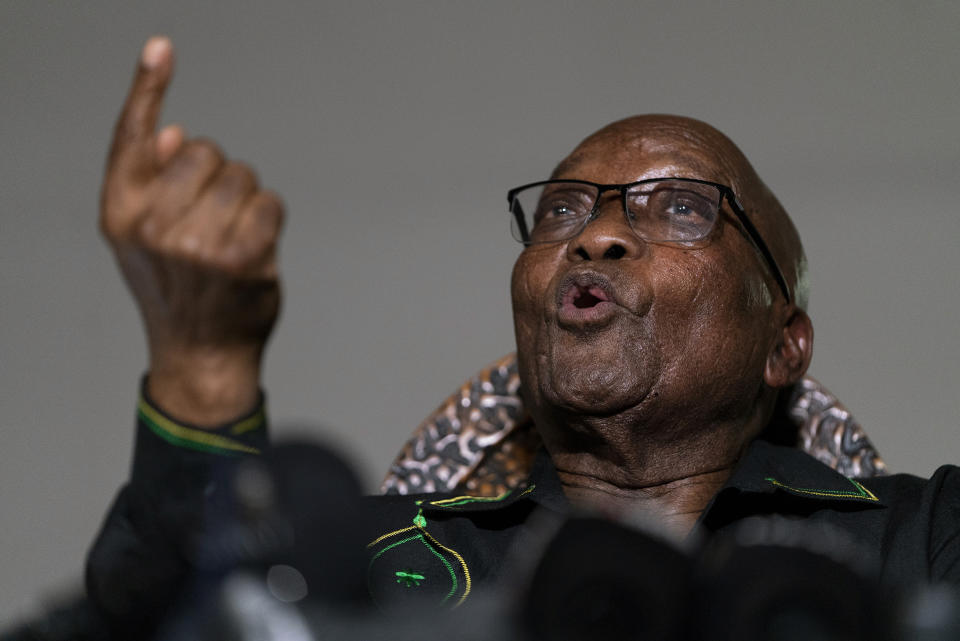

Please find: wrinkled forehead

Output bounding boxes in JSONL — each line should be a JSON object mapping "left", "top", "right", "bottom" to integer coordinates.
{"left": 551, "top": 118, "right": 750, "bottom": 190}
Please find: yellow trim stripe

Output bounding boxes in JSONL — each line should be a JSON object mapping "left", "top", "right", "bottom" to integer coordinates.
{"left": 137, "top": 396, "right": 262, "bottom": 455}
{"left": 366, "top": 525, "right": 418, "bottom": 549}
{"left": 230, "top": 412, "right": 265, "bottom": 436}
{"left": 428, "top": 489, "right": 512, "bottom": 507}
{"left": 766, "top": 477, "right": 879, "bottom": 502}
{"left": 421, "top": 529, "right": 472, "bottom": 607}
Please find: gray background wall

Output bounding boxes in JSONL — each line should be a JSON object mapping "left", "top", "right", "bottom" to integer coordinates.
{"left": 2, "top": 0, "right": 958, "bottom": 623}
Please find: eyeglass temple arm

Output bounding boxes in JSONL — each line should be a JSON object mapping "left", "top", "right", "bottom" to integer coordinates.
{"left": 726, "top": 193, "right": 792, "bottom": 305}
{"left": 508, "top": 194, "right": 533, "bottom": 245}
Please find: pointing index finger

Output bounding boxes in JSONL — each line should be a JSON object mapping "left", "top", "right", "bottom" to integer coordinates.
{"left": 109, "top": 36, "right": 175, "bottom": 178}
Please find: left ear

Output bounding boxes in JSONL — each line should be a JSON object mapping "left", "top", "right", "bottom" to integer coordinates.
{"left": 763, "top": 307, "right": 813, "bottom": 389}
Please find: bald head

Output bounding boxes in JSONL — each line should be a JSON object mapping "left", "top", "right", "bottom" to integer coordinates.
{"left": 556, "top": 115, "right": 809, "bottom": 309}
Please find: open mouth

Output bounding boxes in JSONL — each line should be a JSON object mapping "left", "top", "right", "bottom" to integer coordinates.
{"left": 570, "top": 285, "right": 610, "bottom": 309}
{"left": 557, "top": 273, "right": 618, "bottom": 328}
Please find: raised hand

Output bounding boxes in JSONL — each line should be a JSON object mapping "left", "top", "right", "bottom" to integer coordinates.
{"left": 100, "top": 37, "right": 283, "bottom": 425}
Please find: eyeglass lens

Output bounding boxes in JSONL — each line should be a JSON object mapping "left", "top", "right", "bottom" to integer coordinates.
{"left": 511, "top": 180, "right": 722, "bottom": 245}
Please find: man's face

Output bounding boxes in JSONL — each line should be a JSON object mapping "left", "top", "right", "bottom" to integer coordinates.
{"left": 511, "top": 119, "right": 783, "bottom": 438}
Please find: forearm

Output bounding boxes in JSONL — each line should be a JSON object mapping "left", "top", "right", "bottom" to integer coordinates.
{"left": 85, "top": 381, "right": 269, "bottom": 638}
{"left": 81, "top": 35, "right": 282, "bottom": 637}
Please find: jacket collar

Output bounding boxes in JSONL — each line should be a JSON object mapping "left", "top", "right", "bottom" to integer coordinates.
{"left": 418, "top": 449, "right": 569, "bottom": 516}
{"left": 418, "top": 440, "right": 885, "bottom": 519}
{"left": 718, "top": 439, "right": 884, "bottom": 506}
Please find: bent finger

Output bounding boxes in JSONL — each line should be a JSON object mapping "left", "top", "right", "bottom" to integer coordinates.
{"left": 153, "top": 138, "right": 225, "bottom": 211}
{"left": 155, "top": 124, "right": 185, "bottom": 165}
{"left": 169, "top": 162, "right": 259, "bottom": 252}
{"left": 236, "top": 190, "right": 285, "bottom": 242}
{"left": 222, "top": 191, "right": 285, "bottom": 275}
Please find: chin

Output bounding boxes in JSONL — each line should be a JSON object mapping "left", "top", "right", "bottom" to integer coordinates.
{"left": 515, "top": 311, "right": 660, "bottom": 420}
{"left": 549, "top": 370, "right": 649, "bottom": 415}
{"left": 533, "top": 343, "right": 657, "bottom": 418}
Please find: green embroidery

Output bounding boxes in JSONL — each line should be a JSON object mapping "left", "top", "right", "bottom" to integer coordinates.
{"left": 395, "top": 570, "right": 425, "bottom": 587}
{"left": 413, "top": 509, "right": 427, "bottom": 528}
{"left": 370, "top": 534, "right": 457, "bottom": 603}
{"left": 765, "top": 477, "right": 879, "bottom": 502}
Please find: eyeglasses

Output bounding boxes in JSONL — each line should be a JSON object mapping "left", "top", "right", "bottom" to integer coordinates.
{"left": 506, "top": 177, "right": 791, "bottom": 304}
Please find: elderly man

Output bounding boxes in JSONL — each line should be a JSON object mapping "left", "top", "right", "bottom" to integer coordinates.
{"left": 35, "top": 36, "right": 954, "bottom": 639}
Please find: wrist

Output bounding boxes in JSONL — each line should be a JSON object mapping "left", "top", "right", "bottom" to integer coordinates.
{"left": 147, "top": 346, "right": 263, "bottom": 427}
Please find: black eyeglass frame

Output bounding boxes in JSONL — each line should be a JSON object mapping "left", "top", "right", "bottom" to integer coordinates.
{"left": 506, "top": 177, "right": 792, "bottom": 305}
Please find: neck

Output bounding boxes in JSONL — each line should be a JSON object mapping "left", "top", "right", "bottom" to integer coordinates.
{"left": 540, "top": 410, "right": 765, "bottom": 536}
{"left": 555, "top": 462, "right": 734, "bottom": 536}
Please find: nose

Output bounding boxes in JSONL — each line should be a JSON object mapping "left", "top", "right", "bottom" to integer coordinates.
{"left": 566, "top": 197, "right": 646, "bottom": 262}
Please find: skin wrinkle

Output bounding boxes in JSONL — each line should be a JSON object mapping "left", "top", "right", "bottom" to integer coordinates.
{"left": 511, "top": 114, "right": 813, "bottom": 534}
{"left": 560, "top": 461, "right": 737, "bottom": 496}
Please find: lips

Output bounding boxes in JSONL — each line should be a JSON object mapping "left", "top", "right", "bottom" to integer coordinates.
{"left": 556, "top": 272, "right": 619, "bottom": 328}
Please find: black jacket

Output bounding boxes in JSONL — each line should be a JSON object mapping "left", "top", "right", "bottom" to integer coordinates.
{"left": 8, "top": 387, "right": 959, "bottom": 640}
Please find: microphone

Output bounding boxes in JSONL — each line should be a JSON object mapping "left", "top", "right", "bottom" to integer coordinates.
{"left": 157, "top": 434, "right": 373, "bottom": 641}
{"left": 689, "top": 516, "right": 886, "bottom": 641}
{"left": 517, "top": 516, "right": 692, "bottom": 641}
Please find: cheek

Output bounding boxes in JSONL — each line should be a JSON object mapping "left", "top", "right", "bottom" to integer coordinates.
{"left": 684, "top": 242, "right": 772, "bottom": 316}
{"left": 510, "top": 247, "right": 563, "bottom": 396}
{"left": 510, "top": 247, "right": 558, "bottom": 326}
{"left": 663, "top": 251, "right": 774, "bottom": 387}
{"left": 743, "top": 271, "right": 774, "bottom": 310}
{"left": 510, "top": 252, "right": 543, "bottom": 363}
{"left": 653, "top": 247, "right": 770, "bottom": 349}
{"left": 509, "top": 256, "right": 533, "bottom": 319}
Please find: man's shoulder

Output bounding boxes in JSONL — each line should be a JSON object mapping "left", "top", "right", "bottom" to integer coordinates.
{"left": 857, "top": 464, "right": 960, "bottom": 510}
